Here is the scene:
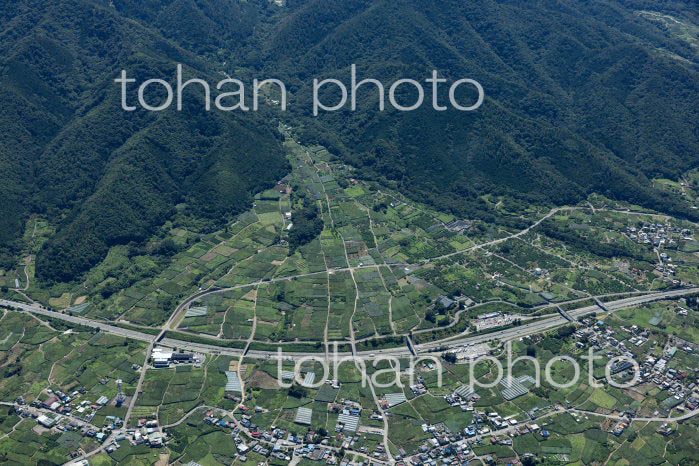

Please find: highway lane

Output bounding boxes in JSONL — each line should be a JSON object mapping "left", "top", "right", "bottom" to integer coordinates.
{"left": 0, "top": 300, "right": 157, "bottom": 344}
{"left": 137, "top": 205, "right": 663, "bottom": 342}
{"left": 414, "top": 287, "right": 699, "bottom": 354}
{"left": 598, "top": 287, "right": 699, "bottom": 310}
{"left": 3, "top": 286, "right": 698, "bottom": 361}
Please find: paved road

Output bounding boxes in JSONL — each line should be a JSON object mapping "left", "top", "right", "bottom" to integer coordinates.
{"left": 3, "top": 286, "right": 698, "bottom": 362}
{"left": 0, "top": 300, "right": 158, "bottom": 344}
{"left": 417, "top": 287, "right": 699, "bottom": 352}
{"left": 428, "top": 207, "right": 569, "bottom": 261}
{"left": 0, "top": 401, "right": 99, "bottom": 431}
{"left": 570, "top": 407, "right": 699, "bottom": 423}
{"left": 141, "top": 206, "right": 574, "bottom": 340}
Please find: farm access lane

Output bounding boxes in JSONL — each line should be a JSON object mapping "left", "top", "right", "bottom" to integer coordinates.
{"left": 3, "top": 285, "right": 698, "bottom": 361}
{"left": 412, "top": 286, "right": 699, "bottom": 354}
{"left": 0, "top": 300, "right": 158, "bottom": 344}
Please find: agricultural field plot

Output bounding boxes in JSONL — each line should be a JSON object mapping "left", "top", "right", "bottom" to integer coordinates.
{"left": 553, "top": 267, "right": 637, "bottom": 295}
{"left": 509, "top": 232, "right": 642, "bottom": 297}
{"left": 416, "top": 251, "right": 550, "bottom": 310}
{"left": 20, "top": 217, "right": 55, "bottom": 254}
{"left": 352, "top": 267, "right": 393, "bottom": 337}
{"left": 136, "top": 367, "right": 203, "bottom": 417}
{"left": 277, "top": 275, "right": 329, "bottom": 341}
{"left": 23, "top": 203, "right": 288, "bottom": 328}
{"left": 607, "top": 431, "right": 666, "bottom": 465}
{"left": 217, "top": 289, "right": 256, "bottom": 340}
{"left": 411, "top": 394, "right": 473, "bottom": 431}
{"left": 0, "top": 415, "right": 100, "bottom": 466}
{"left": 103, "top": 443, "right": 159, "bottom": 465}
{"left": 0, "top": 312, "right": 146, "bottom": 405}
{"left": 166, "top": 413, "right": 241, "bottom": 466}
{"left": 613, "top": 301, "right": 699, "bottom": 345}
{"left": 386, "top": 402, "right": 432, "bottom": 454}
{"left": 206, "top": 272, "right": 333, "bottom": 343}
{"left": 320, "top": 230, "right": 349, "bottom": 269}
{"left": 376, "top": 225, "right": 457, "bottom": 265}
{"left": 126, "top": 228, "right": 282, "bottom": 326}
{"left": 327, "top": 270, "right": 355, "bottom": 340}
{"left": 135, "top": 356, "right": 231, "bottom": 427}
{"left": 49, "top": 333, "right": 146, "bottom": 402}
{"left": 491, "top": 237, "right": 570, "bottom": 273}
{"left": 243, "top": 360, "right": 324, "bottom": 429}
{"left": 236, "top": 358, "right": 391, "bottom": 443}
{"left": 0, "top": 313, "right": 72, "bottom": 401}
{"left": 216, "top": 246, "right": 289, "bottom": 288}
{"left": 254, "top": 283, "right": 289, "bottom": 340}
{"left": 9, "top": 127, "right": 699, "bottom": 358}
{"left": 274, "top": 239, "right": 327, "bottom": 277}
{"left": 179, "top": 292, "right": 235, "bottom": 337}
{"left": 87, "top": 237, "right": 224, "bottom": 325}
{"left": 390, "top": 293, "right": 421, "bottom": 333}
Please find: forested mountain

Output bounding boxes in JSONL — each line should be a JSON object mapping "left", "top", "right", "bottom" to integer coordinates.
{"left": 111, "top": 0, "right": 698, "bottom": 220}
{"left": 247, "top": 0, "right": 699, "bottom": 220}
{"left": 0, "top": 0, "right": 288, "bottom": 281}
{"left": 1, "top": 0, "right": 697, "bottom": 283}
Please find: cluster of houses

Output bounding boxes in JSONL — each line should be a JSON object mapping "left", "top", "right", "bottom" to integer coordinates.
{"left": 611, "top": 417, "right": 631, "bottom": 436}
{"left": 328, "top": 399, "right": 363, "bottom": 433}
{"left": 16, "top": 379, "right": 173, "bottom": 455}
{"left": 643, "top": 349, "right": 698, "bottom": 412}
{"left": 395, "top": 384, "right": 559, "bottom": 466}
{"left": 127, "top": 419, "right": 166, "bottom": 447}
{"left": 24, "top": 386, "right": 115, "bottom": 426}
{"left": 409, "top": 378, "right": 429, "bottom": 397}
{"left": 83, "top": 418, "right": 164, "bottom": 453}
{"left": 576, "top": 315, "right": 699, "bottom": 415}
{"left": 236, "top": 438, "right": 290, "bottom": 463}
{"left": 14, "top": 398, "right": 134, "bottom": 459}
{"left": 625, "top": 223, "right": 693, "bottom": 248}
{"left": 658, "top": 422, "right": 675, "bottom": 436}
{"left": 623, "top": 223, "right": 697, "bottom": 283}
{"left": 403, "top": 413, "right": 551, "bottom": 466}
{"left": 12, "top": 403, "right": 62, "bottom": 431}
{"left": 574, "top": 319, "right": 651, "bottom": 352}
{"left": 204, "top": 408, "right": 298, "bottom": 461}
{"left": 296, "top": 444, "right": 338, "bottom": 463}
{"left": 445, "top": 387, "right": 479, "bottom": 411}
{"left": 654, "top": 261, "right": 681, "bottom": 284}
{"left": 445, "top": 220, "right": 472, "bottom": 234}
{"left": 201, "top": 402, "right": 393, "bottom": 464}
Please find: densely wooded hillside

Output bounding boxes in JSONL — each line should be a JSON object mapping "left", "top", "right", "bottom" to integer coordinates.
{"left": 0, "top": 0, "right": 288, "bottom": 281}
{"left": 1, "top": 0, "right": 697, "bottom": 283}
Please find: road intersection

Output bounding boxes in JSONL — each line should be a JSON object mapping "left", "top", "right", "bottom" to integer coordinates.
{"left": 3, "top": 286, "right": 698, "bottom": 361}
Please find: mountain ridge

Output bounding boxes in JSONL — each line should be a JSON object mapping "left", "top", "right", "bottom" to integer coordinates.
{"left": 1, "top": 0, "right": 697, "bottom": 283}
{"left": 0, "top": 0, "right": 289, "bottom": 281}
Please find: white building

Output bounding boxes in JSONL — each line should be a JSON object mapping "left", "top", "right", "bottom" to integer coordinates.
{"left": 152, "top": 348, "right": 173, "bottom": 368}
{"left": 37, "top": 415, "right": 55, "bottom": 428}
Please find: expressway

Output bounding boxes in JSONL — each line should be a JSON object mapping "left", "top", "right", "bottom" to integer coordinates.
{"left": 2, "top": 286, "right": 698, "bottom": 361}
{"left": 0, "top": 300, "right": 158, "bottom": 344}
{"left": 411, "top": 286, "right": 699, "bottom": 354}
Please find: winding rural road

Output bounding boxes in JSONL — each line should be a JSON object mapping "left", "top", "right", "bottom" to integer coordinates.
{"left": 3, "top": 286, "right": 698, "bottom": 362}
{"left": 2, "top": 202, "right": 696, "bottom": 466}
